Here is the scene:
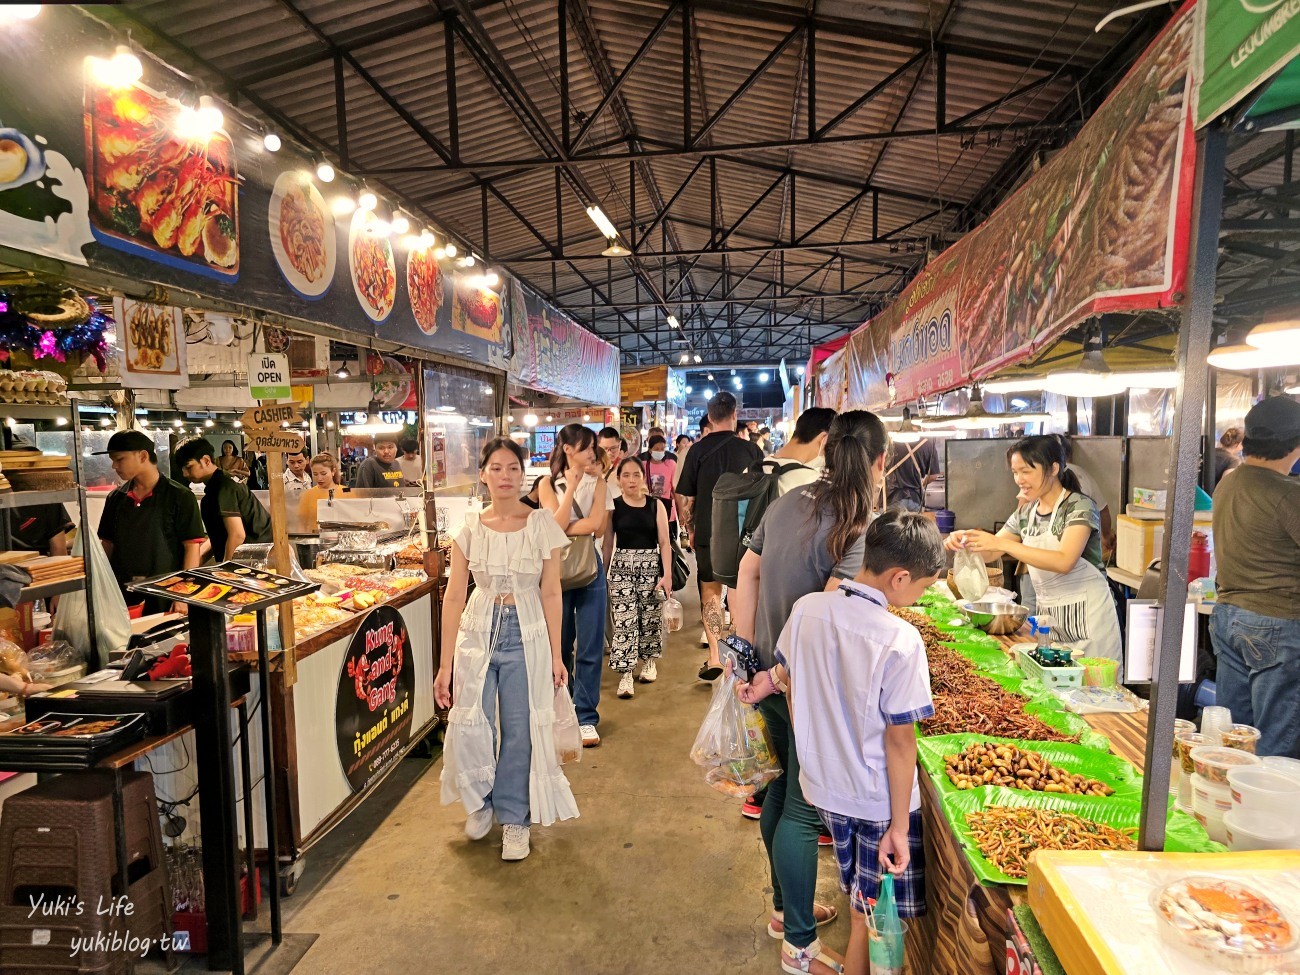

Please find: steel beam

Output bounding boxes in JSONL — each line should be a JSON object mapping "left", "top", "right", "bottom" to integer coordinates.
{"left": 692, "top": 23, "right": 804, "bottom": 146}
{"left": 333, "top": 55, "right": 349, "bottom": 169}
{"left": 1139, "top": 123, "right": 1226, "bottom": 852}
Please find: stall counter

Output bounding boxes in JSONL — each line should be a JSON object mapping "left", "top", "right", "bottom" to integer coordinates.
{"left": 230, "top": 577, "right": 441, "bottom": 891}
{"left": 912, "top": 633, "right": 1150, "bottom": 975}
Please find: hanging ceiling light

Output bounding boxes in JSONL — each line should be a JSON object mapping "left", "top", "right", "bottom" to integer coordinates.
{"left": 602, "top": 241, "right": 631, "bottom": 258}
{"left": 484, "top": 270, "right": 500, "bottom": 288}
{"left": 445, "top": 243, "right": 458, "bottom": 258}
{"left": 335, "top": 360, "right": 352, "bottom": 379}
{"left": 586, "top": 205, "right": 619, "bottom": 240}
{"left": 1207, "top": 343, "right": 1285, "bottom": 371}
{"left": 693, "top": 354, "right": 702, "bottom": 363}
{"left": 358, "top": 189, "right": 378, "bottom": 212}
{"left": 666, "top": 315, "right": 680, "bottom": 330}
{"left": 918, "top": 387, "right": 1051, "bottom": 429}
{"left": 391, "top": 212, "right": 411, "bottom": 235}
{"left": 1245, "top": 314, "right": 1300, "bottom": 354}
{"left": 1042, "top": 341, "right": 1130, "bottom": 398}
{"left": 316, "top": 160, "right": 336, "bottom": 183}
{"left": 679, "top": 353, "right": 690, "bottom": 364}
{"left": 262, "top": 132, "right": 282, "bottom": 152}
{"left": 523, "top": 412, "right": 539, "bottom": 427}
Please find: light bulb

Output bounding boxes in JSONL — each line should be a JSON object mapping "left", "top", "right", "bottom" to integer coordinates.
{"left": 204, "top": 418, "right": 214, "bottom": 428}
{"left": 358, "top": 190, "right": 378, "bottom": 211}
{"left": 685, "top": 386, "right": 693, "bottom": 394}
{"left": 175, "top": 97, "right": 224, "bottom": 140}
{"left": 331, "top": 195, "right": 356, "bottom": 216}
{"left": 445, "top": 243, "right": 458, "bottom": 258}
{"left": 233, "top": 420, "right": 242, "bottom": 428}
{"left": 583, "top": 414, "right": 591, "bottom": 422}
{"left": 433, "top": 246, "right": 446, "bottom": 260}
{"left": 484, "top": 271, "right": 499, "bottom": 288}
{"left": 89, "top": 47, "right": 143, "bottom": 89}
{"left": 55, "top": 416, "right": 68, "bottom": 427}
{"left": 419, "top": 231, "right": 435, "bottom": 250}
{"left": 316, "top": 161, "right": 335, "bottom": 183}
{"left": 524, "top": 413, "right": 538, "bottom": 427}
{"left": 391, "top": 213, "right": 410, "bottom": 234}
{"left": 693, "top": 354, "right": 702, "bottom": 363}
{"left": 263, "top": 132, "right": 282, "bottom": 152}
{"left": 172, "top": 419, "right": 184, "bottom": 428}
{"left": 370, "top": 219, "right": 392, "bottom": 237}
{"left": 326, "top": 420, "right": 335, "bottom": 429}
{"left": 759, "top": 372, "right": 769, "bottom": 383}
{"left": 0, "top": 6, "right": 41, "bottom": 23}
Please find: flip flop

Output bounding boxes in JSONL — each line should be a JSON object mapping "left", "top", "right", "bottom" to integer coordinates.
{"left": 697, "top": 662, "right": 723, "bottom": 681}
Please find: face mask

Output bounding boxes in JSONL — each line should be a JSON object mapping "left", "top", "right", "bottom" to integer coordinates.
{"left": 650, "top": 450, "right": 665, "bottom": 461}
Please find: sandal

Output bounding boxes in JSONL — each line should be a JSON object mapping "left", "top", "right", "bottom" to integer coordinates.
{"left": 697, "top": 662, "right": 723, "bottom": 681}
{"left": 768, "top": 903, "right": 838, "bottom": 939}
{"left": 780, "top": 938, "right": 845, "bottom": 975}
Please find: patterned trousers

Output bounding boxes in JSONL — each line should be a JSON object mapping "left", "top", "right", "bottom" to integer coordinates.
{"left": 607, "top": 548, "right": 663, "bottom": 673}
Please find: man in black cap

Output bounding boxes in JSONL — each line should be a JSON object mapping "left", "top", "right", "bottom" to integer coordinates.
{"left": 96, "top": 431, "right": 207, "bottom": 615}
{"left": 173, "top": 438, "right": 272, "bottom": 563}
{"left": 1211, "top": 394, "right": 1300, "bottom": 759}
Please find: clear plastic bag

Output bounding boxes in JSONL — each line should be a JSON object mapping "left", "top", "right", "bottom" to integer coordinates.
{"left": 661, "top": 596, "right": 684, "bottom": 633}
{"left": 552, "top": 684, "right": 582, "bottom": 765}
{"left": 952, "top": 547, "right": 991, "bottom": 602}
{"left": 689, "top": 664, "right": 782, "bottom": 797}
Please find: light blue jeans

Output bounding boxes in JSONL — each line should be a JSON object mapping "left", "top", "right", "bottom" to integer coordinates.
{"left": 1211, "top": 602, "right": 1300, "bottom": 759}
{"left": 481, "top": 605, "right": 532, "bottom": 826}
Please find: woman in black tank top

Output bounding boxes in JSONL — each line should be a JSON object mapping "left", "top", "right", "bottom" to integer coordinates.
{"left": 602, "top": 458, "right": 672, "bottom": 698}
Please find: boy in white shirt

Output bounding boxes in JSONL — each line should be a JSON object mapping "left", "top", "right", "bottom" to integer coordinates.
{"left": 736, "top": 511, "right": 944, "bottom": 975}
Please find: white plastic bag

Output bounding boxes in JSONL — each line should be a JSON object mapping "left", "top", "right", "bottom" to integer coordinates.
{"left": 553, "top": 684, "right": 582, "bottom": 765}
{"left": 689, "top": 665, "right": 782, "bottom": 797}
{"left": 53, "top": 529, "right": 130, "bottom": 668}
{"left": 661, "top": 596, "right": 684, "bottom": 633}
{"left": 952, "top": 548, "right": 990, "bottom": 602}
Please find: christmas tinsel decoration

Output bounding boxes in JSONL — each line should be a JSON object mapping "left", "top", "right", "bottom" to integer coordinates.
{"left": 0, "top": 292, "right": 112, "bottom": 371}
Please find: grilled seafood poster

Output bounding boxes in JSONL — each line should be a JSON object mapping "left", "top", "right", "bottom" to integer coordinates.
{"left": 0, "top": 5, "right": 504, "bottom": 367}
{"left": 335, "top": 605, "right": 415, "bottom": 794}
{"left": 113, "top": 297, "right": 188, "bottom": 389}
{"left": 814, "top": 8, "right": 1195, "bottom": 411}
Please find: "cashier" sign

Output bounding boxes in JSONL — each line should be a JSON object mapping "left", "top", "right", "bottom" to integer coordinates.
{"left": 248, "top": 353, "right": 291, "bottom": 401}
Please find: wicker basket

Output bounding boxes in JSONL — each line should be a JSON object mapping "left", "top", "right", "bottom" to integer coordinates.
{"left": 4, "top": 468, "right": 73, "bottom": 491}
{"left": 946, "top": 567, "right": 1004, "bottom": 600}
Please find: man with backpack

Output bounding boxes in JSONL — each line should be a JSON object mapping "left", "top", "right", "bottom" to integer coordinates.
{"left": 676, "top": 392, "right": 763, "bottom": 680}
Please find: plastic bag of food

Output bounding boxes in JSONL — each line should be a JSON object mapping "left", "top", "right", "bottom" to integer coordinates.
{"left": 690, "top": 662, "right": 782, "bottom": 795}
{"left": 661, "top": 596, "right": 684, "bottom": 633}
{"left": 552, "top": 684, "right": 582, "bottom": 765}
{"left": 0, "top": 636, "right": 32, "bottom": 681}
{"left": 27, "top": 639, "right": 84, "bottom": 680}
{"left": 952, "top": 547, "right": 990, "bottom": 602}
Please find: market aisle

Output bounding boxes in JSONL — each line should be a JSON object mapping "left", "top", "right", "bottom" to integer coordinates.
{"left": 269, "top": 580, "right": 852, "bottom": 975}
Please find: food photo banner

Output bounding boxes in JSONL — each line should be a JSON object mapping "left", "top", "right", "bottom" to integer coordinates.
{"left": 816, "top": 9, "right": 1196, "bottom": 410}
{"left": 0, "top": 5, "right": 593, "bottom": 374}
{"left": 509, "top": 281, "right": 620, "bottom": 406}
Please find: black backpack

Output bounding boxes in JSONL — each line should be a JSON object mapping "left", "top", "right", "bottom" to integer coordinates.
{"left": 709, "top": 459, "right": 810, "bottom": 587}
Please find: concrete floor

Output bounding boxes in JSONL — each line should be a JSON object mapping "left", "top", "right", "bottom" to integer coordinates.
{"left": 229, "top": 582, "right": 854, "bottom": 975}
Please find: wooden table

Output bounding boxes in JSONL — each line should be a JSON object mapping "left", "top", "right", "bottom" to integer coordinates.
{"left": 912, "top": 635, "right": 1148, "bottom": 975}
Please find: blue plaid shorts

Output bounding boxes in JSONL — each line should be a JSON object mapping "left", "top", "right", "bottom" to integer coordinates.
{"left": 817, "top": 808, "right": 927, "bottom": 918}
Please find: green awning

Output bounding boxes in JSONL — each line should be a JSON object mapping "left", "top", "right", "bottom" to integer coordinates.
{"left": 1197, "top": 0, "right": 1300, "bottom": 128}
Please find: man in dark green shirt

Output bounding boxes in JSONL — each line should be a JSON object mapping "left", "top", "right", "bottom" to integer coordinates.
{"left": 174, "top": 438, "right": 273, "bottom": 562}
{"left": 96, "top": 431, "right": 207, "bottom": 614}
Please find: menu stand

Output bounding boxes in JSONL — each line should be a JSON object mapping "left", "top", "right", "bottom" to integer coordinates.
{"left": 130, "top": 572, "right": 315, "bottom": 974}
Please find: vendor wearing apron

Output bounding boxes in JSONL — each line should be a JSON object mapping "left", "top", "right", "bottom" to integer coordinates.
{"left": 945, "top": 435, "right": 1121, "bottom": 661}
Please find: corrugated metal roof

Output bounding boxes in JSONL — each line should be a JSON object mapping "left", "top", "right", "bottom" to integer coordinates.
{"left": 113, "top": 0, "right": 1173, "bottom": 364}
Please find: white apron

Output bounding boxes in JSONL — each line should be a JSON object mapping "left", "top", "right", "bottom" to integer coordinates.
{"left": 439, "top": 509, "right": 580, "bottom": 826}
{"left": 1021, "top": 491, "right": 1122, "bottom": 662}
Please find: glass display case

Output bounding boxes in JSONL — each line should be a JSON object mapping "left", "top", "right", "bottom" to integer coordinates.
{"left": 422, "top": 364, "right": 499, "bottom": 496}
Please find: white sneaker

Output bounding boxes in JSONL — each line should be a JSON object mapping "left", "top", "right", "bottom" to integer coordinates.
{"left": 580, "top": 724, "right": 601, "bottom": 747}
{"left": 501, "top": 824, "right": 530, "bottom": 861}
{"left": 464, "top": 806, "right": 493, "bottom": 841}
{"left": 639, "top": 660, "right": 658, "bottom": 683}
{"left": 699, "top": 630, "right": 709, "bottom": 647}
{"left": 617, "top": 672, "right": 635, "bottom": 698}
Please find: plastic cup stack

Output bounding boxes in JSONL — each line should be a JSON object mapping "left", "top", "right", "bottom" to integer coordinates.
{"left": 1170, "top": 719, "right": 1196, "bottom": 797}
{"left": 1199, "top": 706, "right": 1233, "bottom": 744}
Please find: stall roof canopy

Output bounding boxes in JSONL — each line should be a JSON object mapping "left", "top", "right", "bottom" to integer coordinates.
{"left": 108, "top": 0, "right": 1176, "bottom": 367}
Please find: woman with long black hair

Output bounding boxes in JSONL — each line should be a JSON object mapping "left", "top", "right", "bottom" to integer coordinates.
{"left": 946, "top": 434, "right": 1121, "bottom": 661}
{"left": 729, "top": 410, "right": 890, "bottom": 975}
{"left": 538, "top": 423, "right": 614, "bottom": 748}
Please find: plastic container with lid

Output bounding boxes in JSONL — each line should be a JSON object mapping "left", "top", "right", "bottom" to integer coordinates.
{"left": 1191, "top": 745, "right": 1261, "bottom": 785}
{"left": 1191, "top": 772, "right": 1234, "bottom": 814}
{"left": 1223, "top": 809, "right": 1298, "bottom": 852}
{"left": 1227, "top": 765, "right": 1300, "bottom": 819}
{"left": 1151, "top": 876, "right": 1298, "bottom": 973}
{"left": 1221, "top": 724, "right": 1261, "bottom": 754}
{"left": 1176, "top": 732, "right": 1214, "bottom": 775}
{"left": 1261, "top": 755, "right": 1300, "bottom": 782}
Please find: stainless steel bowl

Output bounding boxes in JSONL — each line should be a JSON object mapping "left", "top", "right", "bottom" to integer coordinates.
{"left": 958, "top": 600, "right": 1030, "bottom": 635}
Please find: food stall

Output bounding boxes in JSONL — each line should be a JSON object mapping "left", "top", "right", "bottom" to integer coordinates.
{"left": 0, "top": 2, "right": 621, "bottom": 903}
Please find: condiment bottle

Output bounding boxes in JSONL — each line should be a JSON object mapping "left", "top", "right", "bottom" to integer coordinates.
{"left": 1188, "top": 531, "right": 1210, "bottom": 582}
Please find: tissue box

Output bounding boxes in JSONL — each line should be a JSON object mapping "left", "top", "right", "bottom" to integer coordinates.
{"left": 1130, "top": 487, "right": 1167, "bottom": 509}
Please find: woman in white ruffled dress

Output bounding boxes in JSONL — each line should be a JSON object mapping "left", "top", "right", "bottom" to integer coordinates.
{"left": 435, "top": 437, "right": 578, "bottom": 860}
